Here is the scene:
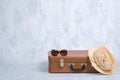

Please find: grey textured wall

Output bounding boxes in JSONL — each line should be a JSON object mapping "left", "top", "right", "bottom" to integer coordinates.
{"left": 0, "top": 0, "right": 120, "bottom": 65}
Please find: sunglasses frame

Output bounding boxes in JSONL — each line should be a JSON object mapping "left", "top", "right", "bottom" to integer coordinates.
{"left": 51, "top": 49, "right": 67, "bottom": 56}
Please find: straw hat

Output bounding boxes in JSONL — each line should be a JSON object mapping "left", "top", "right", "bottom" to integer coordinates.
{"left": 88, "top": 46, "right": 116, "bottom": 74}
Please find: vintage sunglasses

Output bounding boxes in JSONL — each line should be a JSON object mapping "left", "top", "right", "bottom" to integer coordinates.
{"left": 51, "top": 49, "right": 67, "bottom": 56}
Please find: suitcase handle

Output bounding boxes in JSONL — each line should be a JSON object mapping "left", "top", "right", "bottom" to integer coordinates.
{"left": 69, "top": 63, "right": 86, "bottom": 72}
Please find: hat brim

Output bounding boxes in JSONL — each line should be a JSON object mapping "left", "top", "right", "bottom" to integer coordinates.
{"left": 88, "top": 46, "right": 116, "bottom": 74}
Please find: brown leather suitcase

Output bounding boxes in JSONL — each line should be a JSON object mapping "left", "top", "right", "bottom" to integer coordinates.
{"left": 48, "top": 50, "right": 97, "bottom": 73}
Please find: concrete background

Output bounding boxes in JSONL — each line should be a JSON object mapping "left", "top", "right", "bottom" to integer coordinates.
{"left": 0, "top": 0, "right": 120, "bottom": 80}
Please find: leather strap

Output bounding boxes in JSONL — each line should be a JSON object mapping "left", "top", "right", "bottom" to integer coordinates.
{"left": 69, "top": 63, "right": 86, "bottom": 72}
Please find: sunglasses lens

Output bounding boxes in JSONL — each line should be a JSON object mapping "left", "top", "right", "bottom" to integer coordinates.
{"left": 51, "top": 49, "right": 59, "bottom": 56}
{"left": 60, "top": 50, "right": 67, "bottom": 56}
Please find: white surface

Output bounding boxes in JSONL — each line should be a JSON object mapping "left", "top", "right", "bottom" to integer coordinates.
{"left": 0, "top": 0, "right": 120, "bottom": 80}
{"left": 0, "top": 62, "right": 120, "bottom": 80}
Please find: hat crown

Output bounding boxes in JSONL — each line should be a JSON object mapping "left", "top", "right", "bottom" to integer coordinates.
{"left": 93, "top": 48, "right": 112, "bottom": 70}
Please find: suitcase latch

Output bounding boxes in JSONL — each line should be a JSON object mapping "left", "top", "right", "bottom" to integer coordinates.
{"left": 60, "top": 59, "right": 64, "bottom": 68}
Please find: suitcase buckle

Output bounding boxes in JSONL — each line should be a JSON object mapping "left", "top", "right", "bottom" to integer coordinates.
{"left": 60, "top": 59, "right": 64, "bottom": 68}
